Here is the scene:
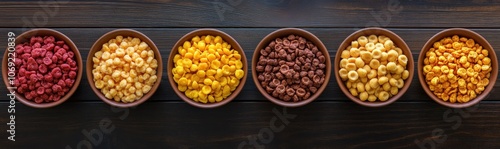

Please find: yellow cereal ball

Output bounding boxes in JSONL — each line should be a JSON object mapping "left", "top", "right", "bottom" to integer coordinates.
{"left": 346, "top": 63, "right": 357, "bottom": 72}
{"left": 367, "top": 95, "right": 377, "bottom": 102}
{"left": 389, "top": 78, "right": 398, "bottom": 87}
{"left": 369, "top": 78, "right": 379, "bottom": 89}
{"left": 355, "top": 58, "right": 365, "bottom": 68}
{"left": 398, "top": 55, "right": 408, "bottom": 66}
{"left": 202, "top": 86, "right": 212, "bottom": 94}
{"left": 378, "top": 76, "right": 389, "bottom": 85}
{"left": 182, "top": 58, "right": 192, "bottom": 68}
{"left": 203, "top": 78, "right": 213, "bottom": 86}
{"left": 206, "top": 69, "right": 216, "bottom": 76}
{"left": 198, "top": 41, "right": 206, "bottom": 51}
{"left": 368, "top": 35, "right": 378, "bottom": 43}
{"left": 363, "top": 65, "right": 371, "bottom": 72}
{"left": 183, "top": 41, "right": 191, "bottom": 49}
{"left": 386, "top": 62, "right": 397, "bottom": 73}
{"left": 382, "top": 82, "right": 391, "bottom": 91}
{"left": 341, "top": 50, "right": 351, "bottom": 59}
{"left": 369, "top": 59, "right": 380, "bottom": 69}
{"left": 215, "top": 69, "right": 224, "bottom": 79}
{"left": 350, "top": 88, "right": 359, "bottom": 97}
{"left": 396, "top": 79, "right": 404, "bottom": 89}
{"left": 211, "top": 60, "right": 222, "bottom": 69}
{"left": 357, "top": 69, "right": 367, "bottom": 78}
{"left": 142, "top": 85, "right": 152, "bottom": 93}
{"left": 378, "top": 91, "right": 390, "bottom": 101}
{"left": 350, "top": 48, "right": 360, "bottom": 57}
{"left": 364, "top": 83, "right": 371, "bottom": 92}
{"left": 384, "top": 40, "right": 394, "bottom": 51}
{"left": 378, "top": 65, "right": 387, "bottom": 76}
{"left": 395, "top": 65, "right": 404, "bottom": 75}
{"left": 95, "top": 80, "right": 104, "bottom": 89}
{"left": 375, "top": 43, "right": 385, "bottom": 52}
{"left": 352, "top": 41, "right": 359, "bottom": 48}
{"left": 357, "top": 36, "right": 368, "bottom": 47}
{"left": 208, "top": 95, "right": 216, "bottom": 103}
{"left": 360, "top": 77, "right": 368, "bottom": 83}
{"left": 235, "top": 61, "right": 243, "bottom": 69}
{"left": 102, "top": 51, "right": 110, "bottom": 60}
{"left": 372, "top": 49, "right": 382, "bottom": 59}
{"left": 348, "top": 71, "right": 359, "bottom": 81}
{"left": 380, "top": 52, "right": 388, "bottom": 62}
{"left": 235, "top": 70, "right": 245, "bottom": 79}
{"left": 178, "top": 77, "right": 188, "bottom": 86}
{"left": 387, "top": 50, "right": 398, "bottom": 62}
{"left": 390, "top": 86, "right": 399, "bottom": 95}
{"left": 116, "top": 48, "right": 125, "bottom": 57}
{"left": 359, "top": 92, "right": 369, "bottom": 101}
{"left": 212, "top": 81, "right": 221, "bottom": 91}
{"left": 365, "top": 43, "right": 375, "bottom": 52}
{"left": 402, "top": 70, "right": 410, "bottom": 80}
{"left": 339, "top": 68, "right": 349, "bottom": 80}
{"left": 367, "top": 69, "right": 377, "bottom": 79}
{"left": 356, "top": 82, "right": 366, "bottom": 93}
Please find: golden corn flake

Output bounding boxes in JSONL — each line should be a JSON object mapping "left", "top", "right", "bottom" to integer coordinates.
{"left": 172, "top": 35, "right": 244, "bottom": 104}
{"left": 423, "top": 35, "right": 492, "bottom": 103}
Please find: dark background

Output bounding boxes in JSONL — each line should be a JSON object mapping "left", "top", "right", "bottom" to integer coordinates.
{"left": 1, "top": 0, "right": 500, "bottom": 148}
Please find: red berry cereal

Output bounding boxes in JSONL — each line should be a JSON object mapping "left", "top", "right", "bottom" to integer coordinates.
{"left": 14, "top": 36, "right": 78, "bottom": 103}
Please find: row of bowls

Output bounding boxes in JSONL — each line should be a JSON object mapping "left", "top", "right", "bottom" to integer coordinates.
{"left": 2, "top": 28, "right": 498, "bottom": 109}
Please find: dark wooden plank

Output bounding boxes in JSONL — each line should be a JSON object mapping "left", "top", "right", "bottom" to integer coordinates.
{"left": 1, "top": 102, "right": 500, "bottom": 148}
{"left": 1, "top": 0, "right": 500, "bottom": 28}
{"left": 1, "top": 28, "right": 500, "bottom": 102}
{"left": 2, "top": 1, "right": 500, "bottom": 149}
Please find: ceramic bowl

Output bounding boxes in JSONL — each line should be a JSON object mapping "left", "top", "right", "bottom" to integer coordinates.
{"left": 335, "top": 27, "right": 414, "bottom": 107}
{"left": 87, "top": 29, "right": 163, "bottom": 108}
{"left": 418, "top": 28, "right": 498, "bottom": 108}
{"left": 2, "top": 29, "right": 83, "bottom": 108}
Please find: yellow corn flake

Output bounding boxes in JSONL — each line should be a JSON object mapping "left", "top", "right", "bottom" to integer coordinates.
{"left": 172, "top": 35, "right": 245, "bottom": 103}
{"left": 235, "top": 70, "right": 245, "bottom": 79}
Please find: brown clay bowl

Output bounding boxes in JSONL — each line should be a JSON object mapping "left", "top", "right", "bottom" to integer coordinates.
{"left": 2, "top": 29, "right": 83, "bottom": 108}
{"left": 168, "top": 29, "right": 248, "bottom": 108}
{"left": 87, "top": 29, "right": 163, "bottom": 108}
{"left": 418, "top": 28, "right": 498, "bottom": 108}
{"left": 335, "top": 27, "right": 414, "bottom": 107}
{"left": 252, "top": 28, "right": 332, "bottom": 107}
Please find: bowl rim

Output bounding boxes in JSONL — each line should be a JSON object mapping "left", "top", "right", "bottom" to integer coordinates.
{"left": 167, "top": 28, "right": 248, "bottom": 108}
{"left": 2, "top": 28, "right": 83, "bottom": 108}
{"left": 417, "top": 28, "right": 498, "bottom": 108}
{"left": 86, "top": 29, "right": 163, "bottom": 108}
{"left": 252, "top": 28, "right": 332, "bottom": 107}
{"left": 334, "top": 27, "right": 414, "bottom": 107}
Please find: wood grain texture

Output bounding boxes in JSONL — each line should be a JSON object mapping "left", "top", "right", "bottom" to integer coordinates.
{"left": 1, "top": 0, "right": 500, "bottom": 28}
{"left": 1, "top": 0, "right": 500, "bottom": 148}
{"left": 2, "top": 102, "right": 500, "bottom": 149}
{"left": 1, "top": 28, "right": 499, "bottom": 102}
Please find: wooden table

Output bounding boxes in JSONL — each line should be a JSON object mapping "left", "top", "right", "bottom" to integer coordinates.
{"left": 2, "top": 0, "right": 500, "bottom": 148}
